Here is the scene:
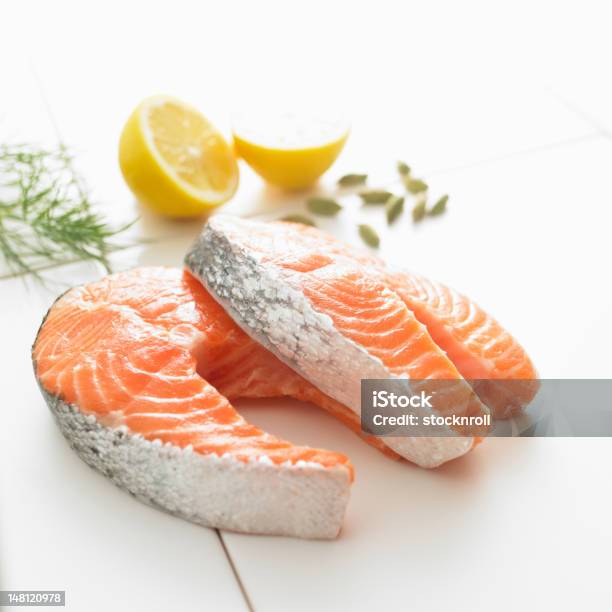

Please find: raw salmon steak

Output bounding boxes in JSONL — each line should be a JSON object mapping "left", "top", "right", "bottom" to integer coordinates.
{"left": 33, "top": 267, "right": 357, "bottom": 539}
{"left": 186, "top": 216, "right": 538, "bottom": 465}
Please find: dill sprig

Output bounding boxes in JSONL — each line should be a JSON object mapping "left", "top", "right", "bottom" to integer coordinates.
{"left": 0, "top": 143, "right": 132, "bottom": 280}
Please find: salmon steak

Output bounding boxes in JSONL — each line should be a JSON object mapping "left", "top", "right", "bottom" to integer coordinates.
{"left": 186, "top": 216, "right": 538, "bottom": 463}
{"left": 33, "top": 216, "right": 537, "bottom": 539}
{"left": 33, "top": 268, "right": 357, "bottom": 539}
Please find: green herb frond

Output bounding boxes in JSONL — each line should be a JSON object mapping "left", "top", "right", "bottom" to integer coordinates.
{"left": 0, "top": 143, "right": 133, "bottom": 280}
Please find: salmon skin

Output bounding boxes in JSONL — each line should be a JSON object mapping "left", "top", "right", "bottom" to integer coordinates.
{"left": 33, "top": 268, "right": 355, "bottom": 539}
{"left": 185, "top": 216, "right": 538, "bottom": 466}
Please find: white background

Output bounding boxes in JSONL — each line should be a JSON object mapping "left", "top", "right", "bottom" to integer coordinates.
{"left": 1, "top": 1, "right": 612, "bottom": 610}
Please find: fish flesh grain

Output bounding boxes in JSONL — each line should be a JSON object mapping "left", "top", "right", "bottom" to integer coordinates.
{"left": 185, "top": 216, "right": 538, "bottom": 465}
{"left": 33, "top": 268, "right": 365, "bottom": 539}
{"left": 33, "top": 217, "right": 537, "bottom": 539}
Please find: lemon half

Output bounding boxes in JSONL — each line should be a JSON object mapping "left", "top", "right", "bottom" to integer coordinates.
{"left": 232, "top": 113, "right": 349, "bottom": 190}
{"left": 119, "top": 96, "right": 239, "bottom": 218}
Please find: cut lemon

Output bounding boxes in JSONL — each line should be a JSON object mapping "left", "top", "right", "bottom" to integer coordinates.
{"left": 119, "top": 95, "right": 239, "bottom": 218}
{"left": 232, "top": 113, "right": 349, "bottom": 190}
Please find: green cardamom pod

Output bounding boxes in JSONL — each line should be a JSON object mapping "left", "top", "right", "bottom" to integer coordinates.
{"left": 397, "top": 161, "right": 411, "bottom": 177}
{"left": 412, "top": 198, "right": 427, "bottom": 222}
{"left": 359, "top": 190, "right": 394, "bottom": 205}
{"left": 337, "top": 173, "right": 367, "bottom": 187}
{"left": 358, "top": 224, "right": 380, "bottom": 248}
{"left": 406, "top": 178, "right": 428, "bottom": 194}
{"left": 306, "top": 197, "right": 342, "bottom": 216}
{"left": 385, "top": 195, "right": 405, "bottom": 224}
{"left": 428, "top": 195, "right": 448, "bottom": 216}
{"left": 280, "top": 214, "right": 317, "bottom": 227}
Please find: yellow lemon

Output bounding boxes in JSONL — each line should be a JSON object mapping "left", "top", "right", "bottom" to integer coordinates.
{"left": 119, "top": 95, "right": 239, "bottom": 218}
{"left": 232, "top": 113, "right": 349, "bottom": 190}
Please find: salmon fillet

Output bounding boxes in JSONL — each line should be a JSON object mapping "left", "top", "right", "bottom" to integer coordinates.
{"left": 33, "top": 267, "right": 355, "bottom": 538}
{"left": 186, "top": 216, "right": 537, "bottom": 465}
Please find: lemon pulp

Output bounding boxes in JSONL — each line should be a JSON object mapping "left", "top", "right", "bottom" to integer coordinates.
{"left": 119, "top": 96, "right": 239, "bottom": 218}
{"left": 232, "top": 113, "right": 349, "bottom": 190}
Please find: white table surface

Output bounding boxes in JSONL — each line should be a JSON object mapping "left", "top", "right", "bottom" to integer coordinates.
{"left": 2, "top": 2, "right": 612, "bottom": 610}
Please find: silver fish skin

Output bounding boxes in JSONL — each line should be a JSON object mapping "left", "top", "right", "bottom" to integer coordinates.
{"left": 34, "top": 380, "right": 350, "bottom": 539}
{"left": 185, "top": 215, "right": 474, "bottom": 468}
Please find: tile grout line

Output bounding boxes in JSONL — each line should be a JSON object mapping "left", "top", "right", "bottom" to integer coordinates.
{"left": 0, "top": 243, "right": 141, "bottom": 281}
{"left": 428, "top": 131, "right": 602, "bottom": 177}
{"left": 216, "top": 530, "right": 256, "bottom": 612}
{"left": 28, "top": 56, "right": 63, "bottom": 144}
{"left": 547, "top": 88, "right": 612, "bottom": 141}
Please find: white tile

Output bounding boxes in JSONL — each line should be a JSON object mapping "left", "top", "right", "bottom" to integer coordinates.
{"left": 536, "top": 5, "right": 612, "bottom": 135}
{"left": 32, "top": 55, "right": 595, "bottom": 225}
{"left": 225, "top": 401, "right": 612, "bottom": 612}
{"left": 0, "top": 253, "right": 247, "bottom": 612}
{"left": 16, "top": 1, "right": 596, "bottom": 246}
{"left": 549, "top": 79, "right": 612, "bottom": 138}
{"left": 0, "top": 59, "right": 56, "bottom": 145}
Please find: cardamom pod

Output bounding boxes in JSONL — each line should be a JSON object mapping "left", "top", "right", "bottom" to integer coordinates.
{"left": 428, "top": 195, "right": 448, "bottom": 216}
{"left": 397, "top": 161, "right": 411, "bottom": 177}
{"left": 358, "top": 224, "right": 380, "bottom": 248}
{"left": 337, "top": 173, "right": 367, "bottom": 187}
{"left": 385, "top": 195, "right": 404, "bottom": 224}
{"left": 359, "top": 190, "right": 394, "bottom": 205}
{"left": 306, "top": 197, "right": 342, "bottom": 216}
{"left": 412, "top": 198, "right": 427, "bottom": 222}
{"left": 406, "top": 178, "right": 428, "bottom": 194}
{"left": 280, "top": 214, "right": 317, "bottom": 227}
